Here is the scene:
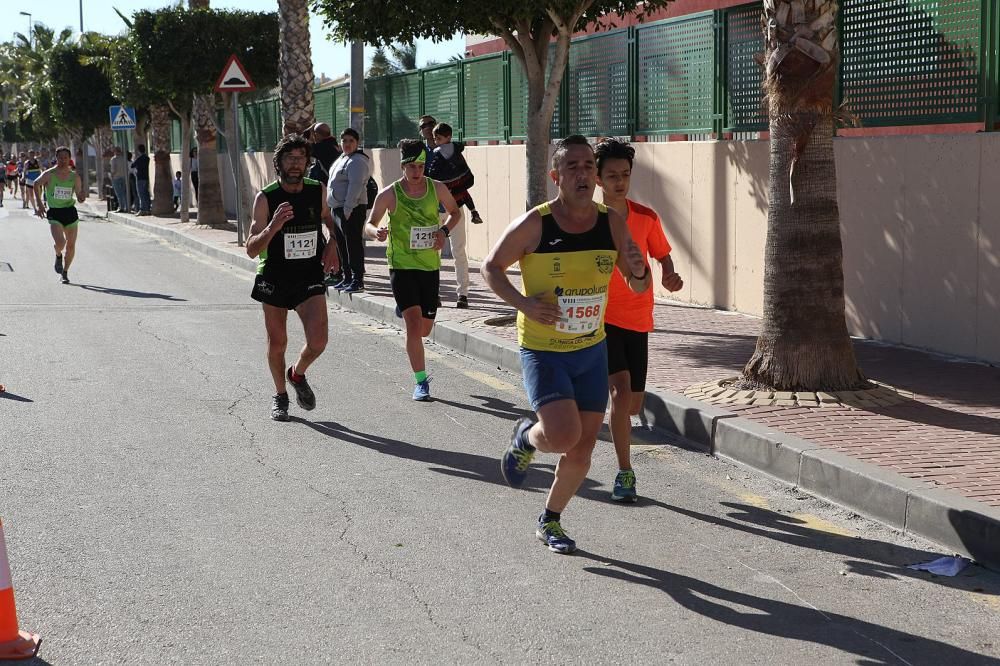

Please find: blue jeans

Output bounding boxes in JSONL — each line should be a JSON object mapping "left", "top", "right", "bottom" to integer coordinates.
{"left": 136, "top": 179, "right": 151, "bottom": 212}
{"left": 112, "top": 177, "right": 127, "bottom": 211}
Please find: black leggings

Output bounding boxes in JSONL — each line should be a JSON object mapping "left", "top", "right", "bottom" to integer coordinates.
{"left": 335, "top": 207, "right": 367, "bottom": 280}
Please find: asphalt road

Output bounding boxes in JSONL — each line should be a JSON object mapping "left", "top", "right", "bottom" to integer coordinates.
{"left": 1, "top": 204, "right": 999, "bottom": 665}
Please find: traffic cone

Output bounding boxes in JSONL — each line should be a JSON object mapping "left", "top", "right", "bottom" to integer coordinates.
{"left": 0, "top": 519, "right": 40, "bottom": 661}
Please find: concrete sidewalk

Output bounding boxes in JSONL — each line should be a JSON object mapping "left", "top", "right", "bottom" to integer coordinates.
{"left": 89, "top": 200, "right": 1000, "bottom": 569}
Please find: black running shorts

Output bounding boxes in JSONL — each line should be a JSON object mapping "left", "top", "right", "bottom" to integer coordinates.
{"left": 47, "top": 206, "right": 80, "bottom": 227}
{"left": 605, "top": 322, "right": 649, "bottom": 392}
{"left": 251, "top": 274, "right": 326, "bottom": 310}
{"left": 389, "top": 269, "right": 439, "bottom": 320}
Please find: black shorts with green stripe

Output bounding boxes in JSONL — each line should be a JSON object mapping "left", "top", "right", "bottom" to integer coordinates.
{"left": 47, "top": 206, "right": 79, "bottom": 227}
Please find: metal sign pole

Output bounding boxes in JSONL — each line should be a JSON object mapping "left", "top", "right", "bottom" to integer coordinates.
{"left": 233, "top": 91, "right": 244, "bottom": 247}
{"left": 122, "top": 132, "right": 131, "bottom": 214}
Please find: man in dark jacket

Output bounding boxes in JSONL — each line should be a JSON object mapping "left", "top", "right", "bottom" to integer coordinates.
{"left": 309, "top": 123, "right": 342, "bottom": 184}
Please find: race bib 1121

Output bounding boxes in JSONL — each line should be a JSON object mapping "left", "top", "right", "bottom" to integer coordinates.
{"left": 284, "top": 231, "right": 317, "bottom": 259}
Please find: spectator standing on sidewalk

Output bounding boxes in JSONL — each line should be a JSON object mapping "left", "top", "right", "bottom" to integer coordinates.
{"left": 109, "top": 147, "right": 127, "bottom": 212}
{"left": 131, "top": 145, "right": 151, "bottom": 215}
{"left": 426, "top": 122, "right": 483, "bottom": 309}
{"left": 595, "top": 138, "right": 683, "bottom": 503}
{"left": 190, "top": 147, "right": 200, "bottom": 202}
{"left": 418, "top": 114, "right": 470, "bottom": 308}
{"left": 326, "top": 128, "right": 372, "bottom": 293}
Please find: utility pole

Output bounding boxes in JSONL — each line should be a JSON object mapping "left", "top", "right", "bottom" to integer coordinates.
{"left": 79, "top": 0, "right": 84, "bottom": 33}
{"left": 350, "top": 41, "right": 364, "bottom": 141}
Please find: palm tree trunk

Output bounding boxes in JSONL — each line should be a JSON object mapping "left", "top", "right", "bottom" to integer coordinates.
{"left": 193, "top": 93, "right": 226, "bottom": 226}
{"left": 740, "top": 0, "right": 866, "bottom": 392}
{"left": 94, "top": 126, "right": 111, "bottom": 200}
{"left": 277, "top": 0, "right": 315, "bottom": 135}
{"left": 149, "top": 104, "right": 174, "bottom": 216}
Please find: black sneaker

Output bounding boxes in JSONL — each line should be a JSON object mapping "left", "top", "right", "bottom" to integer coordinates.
{"left": 456, "top": 295, "right": 469, "bottom": 309}
{"left": 471, "top": 210, "right": 484, "bottom": 224}
{"left": 54, "top": 255, "right": 63, "bottom": 274}
{"left": 286, "top": 366, "right": 316, "bottom": 410}
{"left": 60, "top": 271, "right": 70, "bottom": 284}
{"left": 271, "top": 393, "right": 290, "bottom": 421}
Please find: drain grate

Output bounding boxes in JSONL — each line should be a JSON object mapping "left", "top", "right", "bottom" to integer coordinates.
{"left": 0, "top": 262, "right": 12, "bottom": 272}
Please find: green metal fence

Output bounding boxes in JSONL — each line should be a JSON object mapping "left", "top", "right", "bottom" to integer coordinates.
{"left": 230, "top": 0, "right": 1000, "bottom": 149}
{"left": 569, "top": 30, "right": 631, "bottom": 136}
{"left": 840, "top": 0, "right": 982, "bottom": 126}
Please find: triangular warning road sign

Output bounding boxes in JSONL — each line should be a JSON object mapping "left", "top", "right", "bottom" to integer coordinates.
{"left": 111, "top": 106, "right": 135, "bottom": 129}
{"left": 214, "top": 55, "right": 256, "bottom": 93}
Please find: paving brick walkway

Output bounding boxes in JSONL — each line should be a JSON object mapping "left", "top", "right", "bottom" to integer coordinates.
{"left": 95, "top": 203, "right": 1000, "bottom": 509}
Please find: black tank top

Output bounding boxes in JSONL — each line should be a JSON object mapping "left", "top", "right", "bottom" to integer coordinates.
{"left": 258, "top": 178, "right": 326, "bottom": 281}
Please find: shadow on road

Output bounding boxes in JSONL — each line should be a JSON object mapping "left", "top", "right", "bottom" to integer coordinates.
{"left": 0, "top": 391, "right": 32, "bottom": 402}
{"left": 433, "top": 395, "right": 533, "bottom": 421}
{"left": 577, "top": 550, "right": 998, "bottom": 665}
{"left": 298, "top": 418, "right": 600, "bottom": 496}
{"left": 597, "top": 493, "right": 1000, "bottom": 595}
{"left": 74, "top": 284, "right": 187, "bottom": 301}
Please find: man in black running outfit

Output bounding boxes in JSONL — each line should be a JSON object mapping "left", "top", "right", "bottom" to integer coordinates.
{"left": 246, "top": 134, "right": 341, "bottom": 421}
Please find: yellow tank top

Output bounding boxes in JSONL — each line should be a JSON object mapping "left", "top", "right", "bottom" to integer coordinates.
{"left": 517, "top": 202, "right": 618, "bottom": 352}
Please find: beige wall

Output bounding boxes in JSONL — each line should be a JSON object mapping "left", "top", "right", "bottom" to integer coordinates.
{"left": 224, "top": 134, "right": 999, "bottom": 364}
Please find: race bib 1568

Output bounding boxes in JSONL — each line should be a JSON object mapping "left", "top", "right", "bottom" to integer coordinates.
{"left": 556, "top": 294, "right": 605, "bottom": 334}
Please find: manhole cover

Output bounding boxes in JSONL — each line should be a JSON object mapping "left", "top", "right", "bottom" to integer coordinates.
{"left": 483, "top": 314, "right": 517, "bottom": 327}
{"left": 0, "top": 263, "right": 12, "bottom": 272}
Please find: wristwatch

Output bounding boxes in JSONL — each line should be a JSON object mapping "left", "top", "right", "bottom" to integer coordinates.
{"left": 440, "top": 226, "right": 451, "bottom": 237}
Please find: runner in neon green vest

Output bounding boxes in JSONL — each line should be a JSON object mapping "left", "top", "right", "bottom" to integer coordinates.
{"left": 33, "top": 146, "right": 85, "bottom": 284}
{"left": 364, "top": 139, "right": 461, "bottom": 402}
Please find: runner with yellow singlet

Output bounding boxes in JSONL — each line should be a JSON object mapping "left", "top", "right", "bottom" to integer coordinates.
{"left": 483, "top": 135, "right": 651, "bottom": 554}
{"left": 364, "top": 139, "right": 462, "bottom": 402}
{"left": 33, "top": 146, "right": 86, "bottom": 284}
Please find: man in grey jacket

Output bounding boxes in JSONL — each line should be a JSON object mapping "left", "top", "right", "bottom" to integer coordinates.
{"left": 326, "top": 127, "right": 373, "bottom": 293}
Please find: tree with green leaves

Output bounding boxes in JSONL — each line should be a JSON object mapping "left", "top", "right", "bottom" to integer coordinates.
{"left": 48, "top": 42, "right": 116, "bottom": 196}
{"left": 313, "top": 0, "right": 675, "bottom": 206}
{"left": 129, "top": 6, "right": 279, "bottom": 224}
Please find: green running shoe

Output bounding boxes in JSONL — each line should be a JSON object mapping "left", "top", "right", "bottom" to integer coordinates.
{"left": 611, "top": 469, "right": 638, "bottom": 503}
{"left": 536, "top": 517, "right": 576, "bottom": 554}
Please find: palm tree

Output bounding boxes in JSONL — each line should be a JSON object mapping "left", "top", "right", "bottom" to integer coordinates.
{"left": 188, "top": 0, "right": 226, "bottom": 225}
{"left": 277, "top": 0, "right": 314, "bottom": 136}
{"left": 367, "top": 46, "right": 397, "bottom": 78}
{"left": 390, "top": 42, "right": 417, "bottom": 71}
{"left": 4, "top": 25, "right": 74, "bottom": 142}
{"left": 740, "top": 0, "right": 866, "bottom": 392}
{"left": 149, "top": 104, "right": 175, "bottom": 215}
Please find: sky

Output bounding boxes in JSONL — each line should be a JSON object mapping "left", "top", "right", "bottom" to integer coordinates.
{"left": 6, "top": 0, "right": 466, "bottom": 78}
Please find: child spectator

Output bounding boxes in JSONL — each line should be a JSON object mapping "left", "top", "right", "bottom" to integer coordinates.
{"left": 172, "top": 171, "right": 183, "bottom": 211}
{"left": 426, "top": 123, "right": 484, "bottom": 225}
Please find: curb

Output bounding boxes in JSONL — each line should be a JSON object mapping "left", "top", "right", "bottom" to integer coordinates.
{"left": 106, "top": 210, "right": 1000, "bottom": 570}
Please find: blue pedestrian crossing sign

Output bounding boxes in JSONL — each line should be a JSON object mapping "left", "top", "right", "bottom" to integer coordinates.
{"left": 109, "top": 105, "right": 137, "bottom": 130}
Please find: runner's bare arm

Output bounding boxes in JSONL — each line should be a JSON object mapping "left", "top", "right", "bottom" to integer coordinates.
{"left": 75, "top": 173, "right": 85, "bottom": 203}
{"left": 364, "top": 187, "right": 395, "bottom": 242}
{"left": 32, "top": 169, "right": 52, "bottom": 215}
{"left": 482, "top": 210, "right": 561, "bottom": 325}
{"left": 608, "top": 208, "right": 650, "bottom": 294}
{"left": 433, "top": 181, "right": 461, "bottom": 250}
{"left": 246, "top": 192, "right": 285, "bottom": 259}
{"left": 658, "top": 254, "right": 683, "bottom": 292}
